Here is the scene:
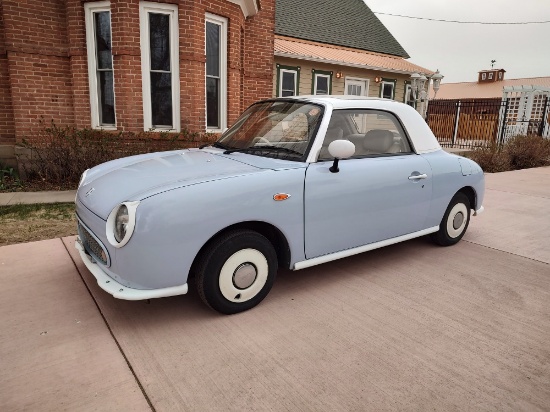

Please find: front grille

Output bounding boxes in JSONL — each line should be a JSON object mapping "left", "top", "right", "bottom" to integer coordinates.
{"left": 77, "top": 218, "right": 109, "bottom": 266}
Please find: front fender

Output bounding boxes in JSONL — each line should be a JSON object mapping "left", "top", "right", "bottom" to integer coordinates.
{"left": 109, "top": 168, "right": 306, "bottom": 289}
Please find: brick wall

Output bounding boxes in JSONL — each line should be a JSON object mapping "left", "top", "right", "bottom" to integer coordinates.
{"left": 0, "top": 0, "right": 275, "bottom": 151}
{"left": 1, "top": 0, "right": 74, "bottom": 146}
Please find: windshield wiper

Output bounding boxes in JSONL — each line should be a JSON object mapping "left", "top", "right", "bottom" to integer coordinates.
{"left": 199, "top": 142, "right": 230, "bottom": 150}
{"left": 223, "top": 145, "right": 303, "bottom": 156}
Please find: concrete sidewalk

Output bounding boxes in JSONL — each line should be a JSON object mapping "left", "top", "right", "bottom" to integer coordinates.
{"left": 1, "top": 167, "right": 549, "bottom": 411}
{"left": 0, "top": 190, "right": 76, "bottom": 206}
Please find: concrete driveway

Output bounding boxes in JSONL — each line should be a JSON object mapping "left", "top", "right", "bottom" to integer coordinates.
{"left": 1, "top": 167, "right": 549, "bottom": 411}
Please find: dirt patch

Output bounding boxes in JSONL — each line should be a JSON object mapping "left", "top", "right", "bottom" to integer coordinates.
{"left": 0, "top": 203, "right": 77, "bottom": 246}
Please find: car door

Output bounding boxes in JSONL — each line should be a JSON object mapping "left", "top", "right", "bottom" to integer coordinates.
{"left": 303, "top": 109, "right": 433, "bottom": 259}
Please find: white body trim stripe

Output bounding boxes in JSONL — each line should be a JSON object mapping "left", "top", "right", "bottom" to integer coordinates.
{"left": 76, "top": 240, "right": 188, "bottom": 300}
{"left": 293, "top": 226, "right": 439, "bottom": 270}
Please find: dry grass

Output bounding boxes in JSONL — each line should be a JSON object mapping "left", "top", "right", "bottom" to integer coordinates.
{"left": 0, "top": 203, "right": 76, "bottom": 246}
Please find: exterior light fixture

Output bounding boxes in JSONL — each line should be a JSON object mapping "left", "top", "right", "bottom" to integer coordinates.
{"left": 335, "top": 71, "right": 343, "bottom": 79}
{"left": 375, "top": 76, "right": 382, "bottom": 83}
{"left": 431, "top": 69, "right": 444, "bottom": 99}
{"left": 410, "top": 72, "right": 438, "bottom": 119}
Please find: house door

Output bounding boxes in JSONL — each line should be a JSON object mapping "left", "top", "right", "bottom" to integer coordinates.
{"left": 345, "top": 78, "right": 369, "bottom": 96}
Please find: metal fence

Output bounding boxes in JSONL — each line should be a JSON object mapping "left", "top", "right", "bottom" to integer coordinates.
{"left": 426, "top": 97, "right": 550, "bottom": 149}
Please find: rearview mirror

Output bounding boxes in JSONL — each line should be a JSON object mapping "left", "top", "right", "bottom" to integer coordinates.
{"left": 328, "top": 140, "right": 355, "bottom": 173}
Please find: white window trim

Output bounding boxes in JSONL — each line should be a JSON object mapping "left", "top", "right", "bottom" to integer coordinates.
{"left": 404, "top": 83, "right": 414, "bottom": 106}
{"left": 279, "top": 69, "right": 298, "bottom": 97}
{"left": 205, "top": 13, "right": 228, "bottom": 133}
{"left": 481, "top": 73, "right": 487, "bottom": 80}
{"left": 380, "top": 81, "right": 395, "bottom": 99}
{"left": 314, "top": 73, "right": 331, "bottom": 95}
{"left": 488, "top": 72, "right": 494, "bottom": 80}
{"left": 139, "top": 1, "right": 180, "bottom": 132}
{"left": 344, "top": 77, "right": 369, "bottom": 96}
{"left": 498, "top": 72, "right": 503, "bottom": 79}
{"left": 84, "top": 1, "right": 116, "bottom": 130}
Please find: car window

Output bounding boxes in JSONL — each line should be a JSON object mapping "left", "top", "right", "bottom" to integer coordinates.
{"left": 318, "top": 109, "right": 412, "bottom": 160}
{"left": 218, "top": 101, "right": 323, "bottom": 161}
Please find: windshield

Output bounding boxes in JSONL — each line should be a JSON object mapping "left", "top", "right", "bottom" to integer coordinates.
{"left": 216, "top": 100, "right": 324, "bottom": 161}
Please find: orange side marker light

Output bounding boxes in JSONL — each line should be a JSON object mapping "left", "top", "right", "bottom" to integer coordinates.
{"left": 273, "top": 193, "right": 291, "bottom": 201}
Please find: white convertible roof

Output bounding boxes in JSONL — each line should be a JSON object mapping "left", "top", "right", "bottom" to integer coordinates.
{"left": 285, "top": 95, "right": 441, "bottom": 155}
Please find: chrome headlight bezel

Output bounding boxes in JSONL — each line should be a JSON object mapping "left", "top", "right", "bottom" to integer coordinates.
{"left": 78, "top": 169, "right": 89, "bottom": 188}
{"left": 106, "top": 201, "right": 140, "bottom": 248}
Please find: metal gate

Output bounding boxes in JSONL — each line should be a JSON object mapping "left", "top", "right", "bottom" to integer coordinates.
{"left": 499, "top": 86, "right": 550, "bottom": 142}
{"left": 426, "top": 86, "right": 550, "bottom": 149}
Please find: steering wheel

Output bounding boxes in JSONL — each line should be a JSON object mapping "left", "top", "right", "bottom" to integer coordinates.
{"left": 253, "top": 136, "right": 270, "bottom": 145}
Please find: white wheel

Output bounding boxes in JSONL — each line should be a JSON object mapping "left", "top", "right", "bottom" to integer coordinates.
{"left": 446, "top": 202, "right": 468, "bottom": 238}
{"left": 218, "top": 249, "right": 269, "bottom": 303}
{"left": 431, "top": 192, "right": 471, "bottom": 246}
{"left": 195, "top": 230, "right": 278, "bottom": 314}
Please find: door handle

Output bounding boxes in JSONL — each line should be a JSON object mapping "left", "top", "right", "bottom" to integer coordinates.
{"left": 408, "top": 173, "right": 428, "bottom": 180}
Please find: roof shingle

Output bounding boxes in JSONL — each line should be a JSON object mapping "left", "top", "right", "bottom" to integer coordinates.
{"left": 275, "top": 0, "right": 409, "bottom": 58}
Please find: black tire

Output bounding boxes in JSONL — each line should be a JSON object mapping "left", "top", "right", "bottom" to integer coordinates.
{"left": 195, "top": 230, "right": 278, "bottom": 314}
{"left": 430, "top": 192, "right": 471, "bottom": 246}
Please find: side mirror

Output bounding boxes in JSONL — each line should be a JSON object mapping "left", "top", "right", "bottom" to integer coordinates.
{"left": 328, "top": 140, "right": 355, "bottom": 173}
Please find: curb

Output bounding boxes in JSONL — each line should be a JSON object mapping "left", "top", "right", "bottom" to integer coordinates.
{"left": 0, "top": 190, "right": 76, "bottom": 206}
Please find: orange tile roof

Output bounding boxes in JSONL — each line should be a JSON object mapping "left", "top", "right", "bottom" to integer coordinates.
{"left": 432, "top": 77, "right": 550, "bottom": 99}
{"left": 274, "top": 36, "right": 433, "bottom": 76}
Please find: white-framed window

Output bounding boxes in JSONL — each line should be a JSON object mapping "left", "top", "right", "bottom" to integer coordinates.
{"left": 344, "top": 77, "right": 369, "bottom": 96}
{"left": 481, "top": 73, "right": 487, "bottom": 80}
{"left": 404, "top": 83, "right": 415, "bottom": 107}
{"left": 312, "top": 70, "right": 332, "bottom": 95}
{"left": 277, "top": 65, "right": 299, "bottom": 97}
{"left": 380, "top": 80, "right": 395, "bottom": 100}
{"left": 85, "top": 1, "right": 116, "bottom": 129}
{"left": 139, "top": 1, "right": 180, "bottom": 131}
{"left": 488, "top": 72, "right": 493, "bottom": 80}
{"left": 205, "top": 13, "right": 227, "bottom": 132}
{"left": 498, "top": 72, "right": 503, "bottom": 80}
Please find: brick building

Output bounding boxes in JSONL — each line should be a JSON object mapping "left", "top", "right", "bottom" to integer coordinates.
{"left": 0, "top": 0, "right": 274, "bottom": 167}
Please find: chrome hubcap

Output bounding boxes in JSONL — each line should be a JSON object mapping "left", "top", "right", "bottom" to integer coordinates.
{"left": 232, "top": 263, "right": 257, "bottom": 290}
{"left": 453, "top": 212, "right": 464, "bottom": 230}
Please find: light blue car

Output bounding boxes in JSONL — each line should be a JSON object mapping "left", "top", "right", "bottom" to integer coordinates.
{"left": 75, "top": 96, "right": 485, "bottom": 314}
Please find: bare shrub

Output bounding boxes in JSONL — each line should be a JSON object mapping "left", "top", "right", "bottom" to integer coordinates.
{"left": 466, "top": 135, "right": 550, "bottom": 172}
{"left": 466, "top": 143, "right": 511, "bottom": 173}
{"left": 503, "top": 135, "right": 550, "bottom": 170}
{"left": 17, "top": 122, "right": 216, "bottom": 189}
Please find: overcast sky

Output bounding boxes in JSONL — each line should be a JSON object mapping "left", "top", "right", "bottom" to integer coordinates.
{"left": 364, "top": 0, "right": 550, "bottom": 84}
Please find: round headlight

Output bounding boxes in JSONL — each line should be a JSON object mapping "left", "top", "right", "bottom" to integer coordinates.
{"left": 106, "top": 201, "right": 140, "bottom": 248}
{"left": 114, "top": 205, "right": 129, "bottom": 243}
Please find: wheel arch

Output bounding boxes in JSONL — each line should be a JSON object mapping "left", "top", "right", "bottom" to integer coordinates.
{"left": 457, "top": 186, "right": 477, "bottom": 210}
{"left": 190, "top": 221, "right": 291, "bottom": 276}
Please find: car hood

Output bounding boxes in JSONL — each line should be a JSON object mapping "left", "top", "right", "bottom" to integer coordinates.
{"left": 78, "top": 149, "right": 272, "bottom": 219}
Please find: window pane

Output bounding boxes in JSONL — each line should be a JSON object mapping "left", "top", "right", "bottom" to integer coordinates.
{"left": 206, "top": 77, "right": 219, "bottom": 128}
{"left": 282, "top": 71, "right": 295, "bottom": 95}
{"left": 150, "top": 72, "right": 173, "bottom": 127}
{"left": 95, "top": 11, "right": 112, "bottom": 70}
{"left": 98, "top": 71, "right": 115, "bottom": 125}
{"left": 316, "top": 76, "right": 328, "bottom": 94}
{"left": 149, "top": 13, "right": 170, "bottom": 71}
{"left": 382, "top": 83, "right": 393, "bottom": 99}
{"left": 206, "top": 22, "right": 220, "bottom": 77}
